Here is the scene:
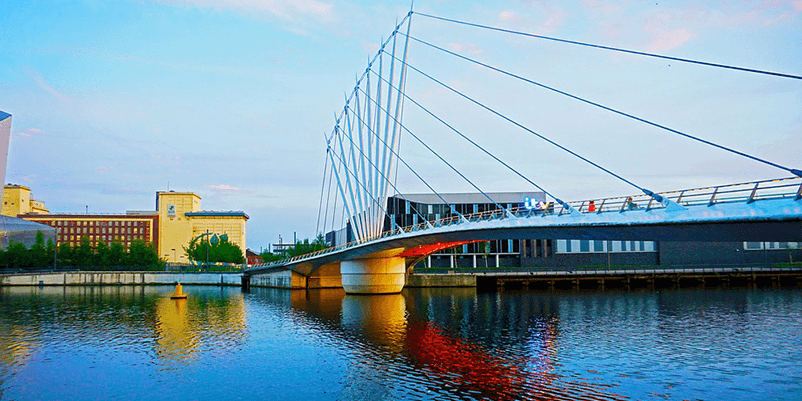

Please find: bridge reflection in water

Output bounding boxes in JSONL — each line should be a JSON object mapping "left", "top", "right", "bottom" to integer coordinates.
{"left": 281, "top": 288, "right": 626, "bottom": 400}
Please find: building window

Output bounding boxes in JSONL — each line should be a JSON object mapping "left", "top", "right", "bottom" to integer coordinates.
{"left": 744, "top": 242, "right": 800, "bottom": 250}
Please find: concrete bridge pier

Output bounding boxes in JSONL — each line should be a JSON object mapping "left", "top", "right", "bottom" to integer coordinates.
{"left": 341, "top": 256, "right": 406, "bottom": 294}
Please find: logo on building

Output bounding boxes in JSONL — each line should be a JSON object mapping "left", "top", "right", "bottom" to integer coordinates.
{"left": 167, "top": 204, "right": 176, "bottom": 217}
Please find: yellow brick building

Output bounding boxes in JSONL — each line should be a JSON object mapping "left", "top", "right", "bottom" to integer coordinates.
{"left": 11, "top": 186, "right": 248, "bottom": 264}
{"left": 2, "top": 184, "right": 49, "bottom": 216}
{"left": 156, "top": 191, "right": 248, "bottom": 264}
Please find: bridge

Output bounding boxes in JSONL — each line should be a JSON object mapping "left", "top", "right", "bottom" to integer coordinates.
{"left": 246, "top": 9, "right": 802, "bottom": 294}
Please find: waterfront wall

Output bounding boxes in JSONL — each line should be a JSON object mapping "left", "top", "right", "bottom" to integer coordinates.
{"left": 405, "top": 274, "right": 476, "bottom": 288}
{"left": 0, "top": 271, "right": 242, "bottom": 286}
{"left": 248, "top": 269, "right": 307, "bottom": 289}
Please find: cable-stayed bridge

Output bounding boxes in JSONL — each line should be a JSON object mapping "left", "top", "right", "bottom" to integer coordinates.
{"left": 246, "top": 10, "right": 802, "bottom": 294}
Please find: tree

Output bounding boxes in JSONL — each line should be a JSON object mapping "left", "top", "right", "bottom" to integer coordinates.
{"left": 6, "top": 240, "right": 32, "bottom": 269}
{"left": 58, "top": 242, "right": 73, "bottom": 266}
{"left": 30, "top": 231, "right": 51, "bottom": 268}
{"left": 128, "top": 239, "right": 163, "bottom": 267}
{"left": 284, "top": 235, "right": 328, "bottom": 258}
{"left": 185, "top": 233, "right": 245, "bottom": 265}
{"left": 108, "top": 241, "right": 126, "bottom": 266}
{"left": 71, "top": 236, "right": 94, "bottom": 267}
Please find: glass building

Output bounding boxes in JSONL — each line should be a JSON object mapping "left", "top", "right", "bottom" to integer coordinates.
{"left": 0, "top": 110, "right": 57, "bottom": 249}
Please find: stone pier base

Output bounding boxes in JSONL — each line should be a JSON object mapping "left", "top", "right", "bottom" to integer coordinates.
{"left": 341, "top": 257, "right": 406, "bottom": 294}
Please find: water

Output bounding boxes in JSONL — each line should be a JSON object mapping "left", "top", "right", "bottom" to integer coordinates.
{"left": 1, "top": 285, "right": 800, "bottom": 400}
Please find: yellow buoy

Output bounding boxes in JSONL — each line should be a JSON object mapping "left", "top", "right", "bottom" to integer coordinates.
{"left": 170, "top": 283, "right": 188, "bottom": 299}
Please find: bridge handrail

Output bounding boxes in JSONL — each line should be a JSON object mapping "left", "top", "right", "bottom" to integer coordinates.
{"left": 248, "top": 176, "right": 801, "bottom": 269}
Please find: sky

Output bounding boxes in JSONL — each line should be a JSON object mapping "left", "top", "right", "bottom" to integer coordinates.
{"left": 1, "top": 0, "right": 800, "bottom": 251}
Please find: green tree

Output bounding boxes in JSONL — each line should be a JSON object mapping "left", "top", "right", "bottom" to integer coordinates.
{"left": 30, "top": 231, "right": 51, "bottom": 268}
{"left": 284, "top": 235, "right": 328, "bottom": 258}
{"left": 72, "top": 236, "right": 93, "bottom": 267}
{"left": 45, "top": 238, "right": 56, "bottom": 268}
{"left": 58, "top": 242, "right": 73, "bottom": 267}
{"left": 6, "top": 240, "right": 32, "bottom": 269}
{"left": 185, "top": 234, "right": 244, "bottom": 265}
{"left": 128, "top": 239, "right": 162, "bottom": 267}
{"left": 95, "top": 240, "right": 110, "bottom": 266}
{"left": 108, "top": 241, "right": 126, "bottom": 266}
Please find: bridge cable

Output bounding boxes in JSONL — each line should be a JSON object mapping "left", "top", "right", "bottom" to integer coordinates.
{"left": 342, "top": 103, "right": 435, "bottom": 231}
{"left": 316, "top": 144, "right": 332, "bottom": 236}
{"left": 360, "top": 74, "right": 519, "bottom": 217}
{"left": 327, "top": 141, "right": 412, "bottom": 234}
{"left": 372, "top": 60, "right": 580, "bottom": 213}
{"left": 413, "top": 12, "right": 802, "bottom": 81}
{"left": 404, "top": 33, "right": 802, "bottom": 179}
{"left": 384, "top": 51, "right": 672, "bottom": 205}
{"left": 349, "top": 94, "right": 465, "bottom": 224}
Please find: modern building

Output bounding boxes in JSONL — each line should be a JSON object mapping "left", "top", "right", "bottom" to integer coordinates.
{"left": 329, "top": 192, "right": 801, "bottom": 269}
{"left": 0, "top": 111, "right": 55, "bottom": 249}
{"left": 17, "top": 190, "right": 248, "bottom": 264}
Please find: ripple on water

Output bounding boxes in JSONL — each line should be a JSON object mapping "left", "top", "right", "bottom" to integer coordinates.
{"left": 0, "top": 286, "right": 801, "bottom": 400}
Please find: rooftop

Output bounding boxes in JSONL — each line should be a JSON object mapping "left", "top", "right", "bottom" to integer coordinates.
{"left": 393, "top": 191, "right": 546, "bottom": 205}
{"left": 185, "top": 211, "right": 249, "bottom": 219}
{"left": 0, "top": 110, "right": 10, "bottom": 122}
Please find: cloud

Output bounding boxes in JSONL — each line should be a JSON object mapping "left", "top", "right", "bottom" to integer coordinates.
{"left": 140, "top": 0, "right": 334, "bottom": 22}
{"left": 206, "top": 184, "right": 241, "bottom": 192}
{"left": 11, "top": 128, "right": 47, "bottom": 142}
{"left": 447, "top": 43, "right": 485, "bottom": 56}
{"left": 644, "top": 28, "right": 696, "bottom": 52}
{"left": 20, "top": 175, "right": 36, "bottom": 184}
{"left": 23, "top": 69, "right": 69, "bottom": 102}
{"left": 498, "top": 7, "right": 566, "bottom": 35}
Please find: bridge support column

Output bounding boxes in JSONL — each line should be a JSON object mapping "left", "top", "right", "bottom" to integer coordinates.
{"left": 341, "top": 257, "right": 406, "bottom": 294}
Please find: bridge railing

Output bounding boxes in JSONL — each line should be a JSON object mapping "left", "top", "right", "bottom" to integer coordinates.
{"left": 248, "top": 177, "right": 801, "bottom": 270}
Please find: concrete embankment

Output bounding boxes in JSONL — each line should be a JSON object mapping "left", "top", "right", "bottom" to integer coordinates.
{"left": 0, "top": 271, "right": 242, "bottom": 286}
{"left": 405, "top": 274, "right": 477, "bottom": 288}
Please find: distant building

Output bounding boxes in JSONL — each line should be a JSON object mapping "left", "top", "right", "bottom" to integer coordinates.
{"left": 21, "top": 213, "right": 159, "bottom": 250}
{"left": 246, "top": 249, "right": 262, "bottom": 265}
{"left": 2, "top": 184, "right": 50, "bottom": 216}
{"left": 0, "top": 111, "right": 55, "bottom": 249}
{"left": 18, "top": 190, "right": 248, "bottom": 264}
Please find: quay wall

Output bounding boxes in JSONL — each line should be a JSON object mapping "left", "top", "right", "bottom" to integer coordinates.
{"left": 0, "top": 271, "right": 242, "bottom": 286}
{"left": 405, "top": 274, "right": 476, "bottom": 288}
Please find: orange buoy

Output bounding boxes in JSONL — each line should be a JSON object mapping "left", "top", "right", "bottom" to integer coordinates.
{"left": 170, "top": 283, "right": 188, "bottom": 299}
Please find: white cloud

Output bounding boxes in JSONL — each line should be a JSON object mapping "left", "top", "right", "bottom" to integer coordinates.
{"left": 644, "top": 28, "right": 695, "bottom": 52}
{"left": 23, "top": 69, "right": 69, "bottom": 102}
{"left": 11, "top": 128, "right": 47, "bottom": 142}
{"left": 140, "top": 0, "right": 334, "bottom": 22}
{"left": 206, "top": 184, "right": 241, "bottom": 192}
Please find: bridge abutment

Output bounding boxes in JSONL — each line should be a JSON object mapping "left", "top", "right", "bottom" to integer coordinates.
{"left": 341, "top": 257, "right": 406, "bottom": 294}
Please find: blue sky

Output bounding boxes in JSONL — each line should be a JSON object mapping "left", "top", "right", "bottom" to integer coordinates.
{"left": 1, "top": 0, "right": 800, "bottom": 251}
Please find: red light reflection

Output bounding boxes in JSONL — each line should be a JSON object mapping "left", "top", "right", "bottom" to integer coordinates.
{"left": 405, "top": 321, "right": 626, "bottom": 400}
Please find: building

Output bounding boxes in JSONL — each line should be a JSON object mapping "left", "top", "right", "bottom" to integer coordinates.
{"left": 17, "top": 190, "right": 248, "bottom": 264}
{"left": 338, "top": 192, "right": 801, "bottom": 269}
{"left": 155, "top": 190, "right": 248, "bottom": 264}
{"left": 22, "top": 213, "right": 158, "bottom": 249}
{"left": 0, "top": 111, "right": 56, "bottom": 249}
{"left": 2, "top": 184, "right": 49, "bottom": 216}
{"left": 246, "top": 249, "right": 262, "bottom": 265}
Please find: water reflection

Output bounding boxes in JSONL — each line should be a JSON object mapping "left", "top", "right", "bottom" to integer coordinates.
{"left": 274, "top": 287, "right": 627, "bottom": 400}
{"left": 1, "top": 285, "right": 799, "bottom": 400}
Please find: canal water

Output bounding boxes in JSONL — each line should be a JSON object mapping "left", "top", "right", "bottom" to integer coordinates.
{"left": 0, "top": 285, "right": 799, "bottom": 400}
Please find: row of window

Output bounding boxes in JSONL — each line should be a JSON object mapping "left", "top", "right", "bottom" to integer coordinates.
{"left": 556, "top": 240, "right": 656, "bottom": 254}
{"left": 58, "top": 234, "right": 149, "bottom": 243}
{"left": 744, "top": 242, "right": 800, "bottom": 250}
{"left": 44, "top": 220, "right": 148, "bottom": 227}
{"left": 57, "top": 227, "right": 146, "bottom": 235}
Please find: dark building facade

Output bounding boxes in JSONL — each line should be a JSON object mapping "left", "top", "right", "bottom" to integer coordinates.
{"left": 385, "top": 193, "right": 801, "bottom": 269}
